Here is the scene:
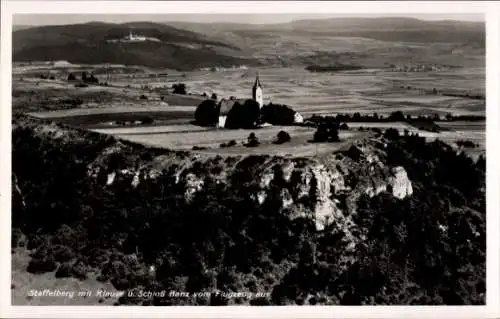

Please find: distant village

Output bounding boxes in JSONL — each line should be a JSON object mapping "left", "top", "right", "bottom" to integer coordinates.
{"left": 387, "top": 63, "right": 459, "bottom": 72}
{"left": 200, "top": 65, "right": 249, "bottom": 72}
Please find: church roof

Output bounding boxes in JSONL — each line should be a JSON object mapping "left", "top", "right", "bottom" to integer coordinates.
{"left": 218, "top": 98, "right": 247, "bottom": 116}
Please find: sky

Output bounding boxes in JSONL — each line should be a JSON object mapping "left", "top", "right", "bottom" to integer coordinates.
{"left": 13, "top": 13, "right": 484, "bottom": 26}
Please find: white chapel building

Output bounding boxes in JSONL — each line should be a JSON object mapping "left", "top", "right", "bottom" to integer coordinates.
{"left": 215, "top": 73, "right": 303, "bottom": 128}
{"left": 216, "top": 73, "right": 264, "bottom": 128}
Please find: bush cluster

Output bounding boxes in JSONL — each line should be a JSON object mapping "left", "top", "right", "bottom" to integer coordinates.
{"left": 220, "top": 140, "right": 237, "bottom": 148}
{"left": 245, "top": 133, "right": 260, "bottom": 147}
{"left": 313, "top": 123, "right": 339, "bottom": 143}
{"left": 274, "top": 131, "right": 291, "bottom": 145}
{"left": 172, "top": 83, "right": 187, "bottom": 95}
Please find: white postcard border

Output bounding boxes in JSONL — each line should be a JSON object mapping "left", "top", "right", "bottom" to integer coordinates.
{"left": 1, "top": 1, "right": 498, "bottom": 318}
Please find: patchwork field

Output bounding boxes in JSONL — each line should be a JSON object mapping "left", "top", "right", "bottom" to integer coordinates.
{"left": 435, "top": 121, "right": 486, "bottom": 131}
{"left": 175, "top": 67, "right": 485, "bottom": 117}
{"left": 28, "top": 106, "right": 197, "bottom": 119}
{"left": 15, "top": 63, "right": 485, "bottom": 158}
{"left": 12, "top": 77, "right": 205, "bottom": 115}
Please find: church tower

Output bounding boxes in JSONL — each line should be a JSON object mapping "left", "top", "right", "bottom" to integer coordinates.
{"left": 252, "top": 73, "right": 263, "bottom": 108}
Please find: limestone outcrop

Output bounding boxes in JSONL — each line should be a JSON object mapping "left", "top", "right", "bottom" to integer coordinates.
{"left": 87, "top": 136, "right": 413, "bottom": 250}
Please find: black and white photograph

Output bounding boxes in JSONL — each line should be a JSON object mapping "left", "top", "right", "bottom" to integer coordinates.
{"left": 1, "top": 1, "right": 499, "bottom": 317}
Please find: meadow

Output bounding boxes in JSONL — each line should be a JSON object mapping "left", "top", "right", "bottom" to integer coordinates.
{"left": 93, "top": 124, "right": 364, "bottom": 156}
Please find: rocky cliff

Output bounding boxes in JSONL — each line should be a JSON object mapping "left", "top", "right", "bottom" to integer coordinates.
{"left": 14, "top": 117, "right": 414, "bottom": 242}
{"left": 86, "top": 133, "right": 413, "bottom": 250}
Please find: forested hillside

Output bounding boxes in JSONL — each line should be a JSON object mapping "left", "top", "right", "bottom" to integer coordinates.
{"left": 12, "top": 115, "right": 485, "bottom": 305}
{"left": 12, "top": 22, "right": 259, "bottom": 70}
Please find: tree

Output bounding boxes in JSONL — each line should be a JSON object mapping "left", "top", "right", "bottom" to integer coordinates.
{"left": 260, "top": 103, "right": 296, "bottom": 125}
{"left": 141, "top": 117, "right": 154, "bottom": 125}
{"left": 172, "top": 83, "right": 187, "bottom": 95}
{"left": 274, "top": 131, "right": 291, "bottom": 144}
{"left": 225, "top": 100, "right": 261, "bottom": 129}
{"left": 313, "top": 126, "right": 328, "bottom": 143}
{"left": 246, "top": 133, "right": 260, "bottom": 147}
{"left": 194, "top": 99, "right": 219, "bottom": 127}
{"left": 312, "top": 123, "right": 339, "bottom": 143}
{"left": 384, "top": 128, "right": 400, "bottom": 140}
{"left": 388, "top": 111, "right": 405, "bottom": 122}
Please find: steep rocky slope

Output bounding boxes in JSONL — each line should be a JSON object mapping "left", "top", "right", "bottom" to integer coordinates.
{"left": 88, "top": 135, "right": 413, "bottom": 231}
{"left": 12, "top": 116, "right": 485, "bottom": 305}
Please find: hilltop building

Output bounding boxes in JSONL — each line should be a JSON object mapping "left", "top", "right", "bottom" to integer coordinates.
{"left": 124, "top": 30, "right": 147, "bottom": 42}
{"left": 106, "top": 30, "right": 160, "bottom": 43}
{"left": 195, "top": 73, "right": 304, "bottom": 129}
{"left": 216, "top": 73, "right": 264, "bottom": 128}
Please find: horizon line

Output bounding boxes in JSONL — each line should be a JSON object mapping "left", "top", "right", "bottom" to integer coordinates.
{"left": 13, "top": 14, "right": 485, "bottom": 27}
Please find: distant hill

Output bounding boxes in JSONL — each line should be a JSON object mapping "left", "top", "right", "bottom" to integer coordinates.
{"left": 13, "top": 18, "right": 484, "bottom": 70}
{"left": 12, "top": 25, "right": 34, "bottom": 32}
{"left": 166, "top": 17, "right": 485, "bottom": 68}
{"left": 167, "top": 17, "right": 485, "bottom": 44}
{"left": 278, "top": 18, "right": 485, "bottom": 44}
{"left": 12, "top": 22, "right": 259, "bottom": 71}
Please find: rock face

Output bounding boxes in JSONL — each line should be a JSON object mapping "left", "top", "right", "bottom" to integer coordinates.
{"left": 184, "top": 173, "right": 204, "bottom": 201}
{"left": 87, "top": 136, "right": 413, "bottom": 243}
{"left": 387, "top": 166, "right": 413, "bottom": 199}
{"left": 15, "top": 119, "right": 415, "bottom": 261}
{"left": 106, "top": 172, "right": 116, "bottom": 185}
